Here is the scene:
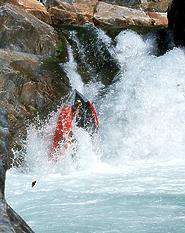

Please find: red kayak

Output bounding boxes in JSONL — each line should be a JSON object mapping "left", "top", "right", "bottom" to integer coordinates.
{"left": 49, "top": 90, "right": 99, "bottom": 160}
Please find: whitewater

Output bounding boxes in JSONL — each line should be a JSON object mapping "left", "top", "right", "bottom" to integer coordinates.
{"left": 6, "top": 30, "right": 185, "bottom": 233}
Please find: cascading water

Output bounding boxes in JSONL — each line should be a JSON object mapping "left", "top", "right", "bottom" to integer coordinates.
{"left": 6, "top": 28, "right": 185, "bottom": 233}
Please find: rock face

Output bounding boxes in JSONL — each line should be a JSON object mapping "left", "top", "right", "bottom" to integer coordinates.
{"left": 0, "top": 49, "right": 69, "bottom": 161}
{"left": 0, "top": 4, "right": 58, "bottom": 56}
{"left": 94, "top": 1, "right": 167, "bottom": 26}
{"left": 168, "top": 0, "right": 185, "bottom": 46}
{"left": 0, "top": 0, "right": 51, "bottom": 24}
{"left": 0, "top": 108, "right": 34, "bottom": 233}
{"left": 45, "top": 0, "right": 98, "bottom": 24}
{"left": 0, "top": 3, "right": 70, "bottom": 163}
{"left": 94, "top": 1, "right": 151, "bottom": 26}
{"left": 14, "top": 0, "right": 51, "bottom": 24}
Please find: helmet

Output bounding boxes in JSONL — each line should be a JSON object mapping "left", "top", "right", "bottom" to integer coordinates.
{"left": 76, "top": 99, "right": 82, "bottom": 107}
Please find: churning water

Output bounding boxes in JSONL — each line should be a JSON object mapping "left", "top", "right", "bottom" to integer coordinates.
{"left": 6, "top": 29, "right": 185, "bottom": 233}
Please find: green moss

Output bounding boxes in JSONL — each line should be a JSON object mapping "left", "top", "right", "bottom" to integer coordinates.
{"left": 56, "top": 41, "right": 65, "bottom": 54}
{"left": 42, "top": 34, "right": 68, "bottom": 64}
{"left": 55, "top": 37, "right": 68, "bottom": 62}
{"left": 43, "top": 56, "right": 59, "bottom": 64}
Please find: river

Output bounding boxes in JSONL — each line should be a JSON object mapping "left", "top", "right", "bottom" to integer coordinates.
{"left": 6, "top": 28, "right": 185, "bottom": 233}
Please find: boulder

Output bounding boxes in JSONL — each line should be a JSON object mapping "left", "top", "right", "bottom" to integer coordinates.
{"left": 167, "top": 0, "right": 185, "bottom": 46}
{"left": 0, "top": 49, "right": 70, "bottom": 163}
{"left": 45, "top": 0, "right": 98, "bottom": 24}
{"left": 0, "top": 0, "right": 51, "bottom": 24}
{"left": 94, "top": 1, "right": 167, "bottom": 26}
{"left": 0, "top": 108, "right": 34, "bottom": 233}
{"left": 0, "top": 4, "right": 58, "bottom": 56}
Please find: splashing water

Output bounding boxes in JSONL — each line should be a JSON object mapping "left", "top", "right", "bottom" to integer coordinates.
{"left": 101, "top": 31, "right": 185, "bottom": 164}
{"left": 6, "top": 30, "right": 185, "bottom": 233}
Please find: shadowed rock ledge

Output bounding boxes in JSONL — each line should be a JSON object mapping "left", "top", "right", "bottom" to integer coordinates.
{"left": 0, "top": 108, "right": 34, "bottom": 233}
{"left": 167, "top": 0, "right": 185, "bottom": 47}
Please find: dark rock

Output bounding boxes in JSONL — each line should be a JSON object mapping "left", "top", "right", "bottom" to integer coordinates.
{"left": 62, "top": 24, "right": 119, "bottom": 85}
{"left": 6, "top": 204, "right": 34, "bottom": 232}
{"left": 0, "top": 200, "right": 35, "bottom": 233}
{"left": 167, "top": 0, "right": 185, "bottom": 47}
{"left": 155, "top": 27, "right": 174, "bottom": 55}
{"left": 0, "top": 3, "right": 58, "bottom": 56}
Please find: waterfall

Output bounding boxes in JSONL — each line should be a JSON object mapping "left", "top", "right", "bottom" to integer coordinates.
{"left": 61, "top": 43, "right": 84, "bottom": 93}
{"left": 6, "top": 27, "right": 185, "bottom": 233}
{"left": 100, "top": 30, "right": 185, "bottom": 164}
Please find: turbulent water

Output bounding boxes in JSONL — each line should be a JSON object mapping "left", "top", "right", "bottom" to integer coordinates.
{"left": 6, "top": 29, "right": 185, "bottom": 233}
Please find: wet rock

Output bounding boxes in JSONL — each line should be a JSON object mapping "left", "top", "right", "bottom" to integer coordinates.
{"left": 0, "top": 49, "right": 70, "bottom": 164}
{"left": 0, "top": 3, "right": 58, "bottom": 56}
{"left": 6, "top": 204, "right": 34, "bottom": 232}
{"left": 0, "top": 0, "right": 51, "bottom": 24}
{"left": 45, "top": 0, "right": 98, "bottom": 24}
{"left": 63, "top": 24, "right": 119, "bottom": 85}
{"left": 0, "top": 199, "right": 34, "bottom": 232}
{"left": 167, "top": 0, "right": 185, "bottom": 47}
